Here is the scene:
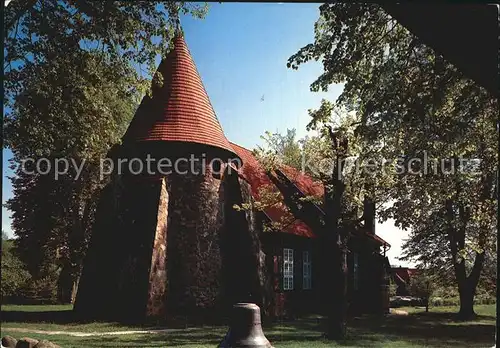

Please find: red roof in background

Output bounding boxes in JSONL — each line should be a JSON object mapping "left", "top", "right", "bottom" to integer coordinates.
{"left": 123, "top": 33, "right": 237, "bottom": 158}
{"left": 393, "top": 267, "right": 418, "bottom": 283}
{"left": 231, "top": 143, "right": 323, "bottom": 238}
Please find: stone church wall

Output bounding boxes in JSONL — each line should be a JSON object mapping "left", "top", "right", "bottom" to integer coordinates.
{"left": 75, "top": 159, "right": 270, "bottom": 323}
{"left": 164, "top": 164, "right": 224, "bottom": 319}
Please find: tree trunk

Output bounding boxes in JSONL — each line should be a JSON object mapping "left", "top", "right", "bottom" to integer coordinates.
{"left": 445, "top": 199, "right": 485, "bottom": 321}
{"left": 71, "top": 276, "right": 80, "bottom": 304}
{"left": 57, "top": 264, "right": 73, "bottom": 304}
{"left": 458, "top": 285, "right": 475, "bottom": 319}
{"left": 425, "top": 298, "right": 429, "bottom": 312}
{"left": 323, "top": 127, "right": 349, "bottom": 340}
{"left": 325, "top": 243, "right": 348, "bottom": 339}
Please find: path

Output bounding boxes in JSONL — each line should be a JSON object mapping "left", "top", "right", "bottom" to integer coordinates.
{"left": 2, "top": 327, "right": 174, "bottom": 337}
{"left": 389, "top": 308, "right": 409, "bottom": 316}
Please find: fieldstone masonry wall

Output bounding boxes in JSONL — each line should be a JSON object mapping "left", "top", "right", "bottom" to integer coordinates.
{"left": 111, "top": 177, "right": 164, "bottom": 319}
{"left": 165, "top": 165, "right": 224, "bottom": 318}
{"left": 75, "top": 159, "right": 269, "bottom": 323}
{"left": 146, "top": 178, "right": 169, "bottom": 317}
{"left": 75, "top": 176, "right": 166, "bottom": 321}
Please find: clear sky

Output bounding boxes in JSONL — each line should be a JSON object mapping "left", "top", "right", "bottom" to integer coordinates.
{"left": 2, "top": 2, "right": 412, "bottom": 267}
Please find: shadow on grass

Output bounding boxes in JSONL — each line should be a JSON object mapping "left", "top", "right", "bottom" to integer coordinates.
{"left": 348, "top": 312, "right": 496, "bottom": 346}
{"left": 1, "top": 309, "right": 496, "bottom": 347}
{"left": 1, "top": 310, "right": 75, "bottom": 324}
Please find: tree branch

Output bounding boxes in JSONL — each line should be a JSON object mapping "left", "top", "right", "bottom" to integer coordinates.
{"left": 4, "top": 0, "right": 37, "bottom": 37}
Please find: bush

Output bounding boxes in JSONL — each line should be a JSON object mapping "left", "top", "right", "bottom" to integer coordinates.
{"left": 474, "top": 293, "right": 496, "bottom": 305}
{"left": 1, "top": 239, "right": 32, "bottom": 301}
{"left": 21, "top": 262, "right": 61, "bottom": 304}
{"left": 428, "top": 295, "right": 496, "bottom": 307}
{"left": 441, "top": 297, "right": 459, "bottom": 306}
{"left": 409, "top": 272, "right": 435, "bottom": 311}
{"left": 2, "top": 237, "right": 62, "bottom": 304}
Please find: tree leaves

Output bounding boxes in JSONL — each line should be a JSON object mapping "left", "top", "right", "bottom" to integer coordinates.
{"left": 289, "top": 3, "right": 498, "bottom": 303}
{"left": 4, "top": 1, "right": 208, "bottom": 107}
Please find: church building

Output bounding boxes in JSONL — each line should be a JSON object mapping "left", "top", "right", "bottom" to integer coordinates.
{"left": 74, "top": 29, "right": 391, "bottom": 322}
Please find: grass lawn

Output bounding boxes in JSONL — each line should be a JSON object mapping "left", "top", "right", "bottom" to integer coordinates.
{"left": 1, "top": 304, "right": 496, "bottom": 347}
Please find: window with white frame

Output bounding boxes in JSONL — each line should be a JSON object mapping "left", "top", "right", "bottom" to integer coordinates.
{"left": 302, "top": 250, "right": 312, "bottom": 290}
{"left": 283, "top": 248, "right": 294, "bottom": 291}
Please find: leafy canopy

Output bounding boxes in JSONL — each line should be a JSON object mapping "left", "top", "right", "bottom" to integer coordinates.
{"left": 288, "top": 3, "right": 498, "bottom": 314}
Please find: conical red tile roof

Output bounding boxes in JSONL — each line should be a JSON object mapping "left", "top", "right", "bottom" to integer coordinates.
{"left": 123, "top": 32, "right": 237, "bottom": 159}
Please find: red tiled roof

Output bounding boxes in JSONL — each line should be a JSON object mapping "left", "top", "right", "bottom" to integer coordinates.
{"left": 355, "top": 226, "right": 391, "bottom": 247}
{"left": 370, "top": 233, "right": 390, "bottom": 246}
{"left": 230, "top": 143, "right": 323, "bottom": 238}
{"left": 123, "top": 33, "right": 237, "bottom": 158}
{"left": 393, "top": 267, "right": 418, "bottom": 283}
{"left": 229, "top": 143, "right": 391, "bottom": 247}
{"left": 276, "top": 166, "right": 324, "bottom": 199}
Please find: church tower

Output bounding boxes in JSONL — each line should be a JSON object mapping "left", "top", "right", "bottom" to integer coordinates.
{"left": 73, "top": 29, "right": 255, "bottom": 322}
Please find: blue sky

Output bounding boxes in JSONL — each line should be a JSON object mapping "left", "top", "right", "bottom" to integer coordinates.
{"left": 2, "top": 2, "right": 411, "bottom": 266}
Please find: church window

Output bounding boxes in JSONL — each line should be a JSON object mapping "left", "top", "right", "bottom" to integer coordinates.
{"left": 283, "top": 248, "right": 294, "bottom": 291}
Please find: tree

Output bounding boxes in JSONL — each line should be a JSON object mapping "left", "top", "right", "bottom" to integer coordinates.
{"left": 388, "top": 277, "right": 398, "bottom": 298}
{"left": 4, "top": 50, "right": 139, "bottom": 303}
{"left": 4, "top": 1, "right": 208, "bottom": 104}
{"left": 256, "top": 112, "right": 374, "bottom": 338}
{"left": 288, "top": 3, "right": 497, "bottom": 321}
{"left": 257, "top": 129, "right": 303, "bottom": 171}
{"left": 409, "top": 270, "right": 435, "bottom": 312}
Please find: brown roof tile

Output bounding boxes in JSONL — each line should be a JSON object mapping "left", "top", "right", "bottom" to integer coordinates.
{"left": 123, "top": 33, "right": 237, "bottom": 158}
{"left": 230, "top": 142, "right": 320, "bottom": 238}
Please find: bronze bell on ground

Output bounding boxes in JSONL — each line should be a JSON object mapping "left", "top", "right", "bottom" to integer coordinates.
{"left": 219, "top": 303, "right": 273, "bottom": 348}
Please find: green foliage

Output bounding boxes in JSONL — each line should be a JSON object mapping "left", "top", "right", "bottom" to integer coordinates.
{"left": 257, "top": 129, "right": 303, "bottom": 171}
{"left": 4, "top": 1, "right": 208, "bottom": 103}
{"left": 19, "top": 274, "right": 60, "bottom": 304}
{"left": 289, "top": 3, "right": 498, "bottom": 316}
{"left": 388, "top": 277, "right": 398, "bottom": 297}
{"left": 4, "top": 50, "right": 139, "bottom": 283}
{"left": 247, "top": 129, "right": 322, "bottom": 233}
{"left": 1, "top": 237, "right": 32, "bottom": 300}
{"left": 408, "top": 271, "right": 435, "bottom": 301}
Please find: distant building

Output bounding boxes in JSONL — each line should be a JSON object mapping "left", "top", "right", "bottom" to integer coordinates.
{"left": 391, "top": 267, "right": 418, "bottom": 296}
{"left": 74, "top": 29, "right": 392, "bottom": 322}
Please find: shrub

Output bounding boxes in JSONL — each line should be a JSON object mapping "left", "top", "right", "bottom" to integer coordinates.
{"left": 409, "top": 271, "right": 435, "bottom": 312}
{"left": 1, "top": 239, "right": 32, "bottom": 301}
{"left": 19, "top": 274, "right": 59, "bottom": 304}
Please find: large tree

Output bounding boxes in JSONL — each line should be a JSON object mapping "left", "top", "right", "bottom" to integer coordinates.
{"left": 257, "top": 116, "right": 380, "bottom": 338}
{"left": 4, "top": 50, "right": 139, "bottom": 302}
{"left": 4, "top": 1, "right": 208, "bottom": 102}
{"left": 288, "top": 3, "right": 497, "bottom": 322}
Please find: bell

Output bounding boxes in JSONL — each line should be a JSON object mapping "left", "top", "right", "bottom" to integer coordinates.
{"left": 219, "top": 303, "right": 273, "bottom": 348}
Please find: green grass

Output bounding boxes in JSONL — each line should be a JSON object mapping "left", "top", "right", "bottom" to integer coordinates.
{"left": 1, "top": 304, "right": 73, "bottom": 312}
{"left": 400, "top": 304, "right": 496, "bottom": 317}
{"left": 1, "top": 304, "right": 496, "bottom": 347}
